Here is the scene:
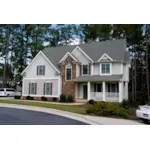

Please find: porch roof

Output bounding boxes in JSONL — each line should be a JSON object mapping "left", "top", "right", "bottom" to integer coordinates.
{"left": 74, "top": 75, "right": 122, "bottom": 82}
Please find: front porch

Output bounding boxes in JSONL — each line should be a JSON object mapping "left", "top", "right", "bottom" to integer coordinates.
{"left": 76, "top": 81, "right": 128, "bottom": 102}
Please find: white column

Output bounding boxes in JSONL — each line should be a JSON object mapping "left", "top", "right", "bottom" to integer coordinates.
{"left": 125, "top": 82, "right": 128, "bottom": 100}
{"left": 102, "top": 81, "right": 105, "bottom": 101}
{"left": 75, "top": 83, "right": 78, "bottom": 99}
{"left": 88, "top": 81, "right": 91, "bottom": 100}
{"left": 22, "top": 78, "right": 24, "bottom": 96}
{"left": 119, "top": 81, "right": 123, "bottom": 102}
{"left": 91, "top": 64, "right": 94, "bottom": 75}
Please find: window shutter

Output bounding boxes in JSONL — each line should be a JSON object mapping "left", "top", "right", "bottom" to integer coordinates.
{"left": 80, "top": 65, "right": 82, "bottom": 75}
{"left": 35, "top": 83, "right": 37, "bottom": 94}
{"left": 37, "top": 66, "right": 39, "bottom": 75}
{"left": 43, "top": 83, "right": 46, "bottom": 95}
{"left": 29, "top": 83, "right": 31, "bottom": 94}
{"left": 50, "top": 83, "right": 53, "bottom": 95}
{"left": 89, "top": 65, "right": 91, "bottom": 75}
{"left": 43, "top": 66, "right": 45, "bottom": 75}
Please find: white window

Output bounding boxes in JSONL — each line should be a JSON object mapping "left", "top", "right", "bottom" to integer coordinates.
{"left": 100, "top": 63, "right": 111, "bottom": 75}
{"left": 37, "top": 65, "right": 45, "bottom": 75}
{"left": 66, "top": 64, "right": 72, "bottom": 80}
{"left": 82, "top": 65, "right": 89, "bottom": 75}
{"left": 29, "top": 82, "right": 37, "bottom": 95}
{"left": 43, "top": 82, "right": 52, "bottom": 95}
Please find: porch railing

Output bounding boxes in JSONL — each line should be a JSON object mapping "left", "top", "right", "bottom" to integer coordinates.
{"left": 90, "top": 92, "right": 103, "bottom": 100}
{"left": 105, "top": 92, "right": 119, "bottom": 98}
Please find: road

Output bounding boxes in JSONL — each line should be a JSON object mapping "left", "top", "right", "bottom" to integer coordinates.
{"left": 0, "top": 107, "right": 88, "bottom": 125}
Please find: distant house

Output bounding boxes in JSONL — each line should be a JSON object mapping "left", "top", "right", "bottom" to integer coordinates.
{"left": 21, "top": 39, "right": 130, "bottom": 102}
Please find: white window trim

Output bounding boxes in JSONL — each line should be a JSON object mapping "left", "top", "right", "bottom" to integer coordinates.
{"left": 72, "top": 46, "right": 94, "bottom": 62}
{"left": 82, "top": 64, "right": 89, "bottom": 75}
{"left": 44, "top": 82, "right": 52, "bottom": 95}
{"left": 29, "top": 82, "right": 37, "bottom": 95}
{"left": 100, "top": 63, "right": 112, "bottom": 75}
{"left": 98, "top": 53, "right": 113, "bottom": 62}
{"left": 65, "top": 63, "right": 72, "bottom": 81}
{"left": 37, "top": 65, "right": 45, "bottom": 76}
{"left": 59, "top": 52, "right": 78, "bottom": 63}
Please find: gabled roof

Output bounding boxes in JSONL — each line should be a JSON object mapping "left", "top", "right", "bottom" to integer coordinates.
{"left": 42, "top": 39, "right": 129, "bottom": 71}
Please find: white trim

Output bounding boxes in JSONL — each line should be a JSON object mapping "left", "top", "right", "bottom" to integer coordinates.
{"left": 100, "top": 63, "right": 112, "bottom": 76}
{"left": 23, "top": 77, "right": 59, "bottom": 80}
{"left": 72, "top": 46, "right": 94, "bottom": 62}
{"left": 87, "top": 82, "right": 91, "bottom": 100}
{"left": 59, "top": 52, "right": 78, "bottom": 63}
{"left": 65, "top": 63, "right": 72, "bottom": 81}
{"left": 102, "top": 81, "right": 106, "bottom": 101}
{"left": 98, "top": 53, "right": 113, "bottom": 62}
{"left": 22, "top": 94, "right": 59, "bottom": 98}
{"left": 21, "top": 51, "right": 60, "bottom": 75}
{"left": 22, "top": 79, "right": 25, "bottom": 95}
{"left": 121, "top": 63, "right": 123, "bottom": 74}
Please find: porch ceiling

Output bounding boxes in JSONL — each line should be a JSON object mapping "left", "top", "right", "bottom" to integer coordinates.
{"left": 74, "top": 75, "right": 122, "bottom": 82}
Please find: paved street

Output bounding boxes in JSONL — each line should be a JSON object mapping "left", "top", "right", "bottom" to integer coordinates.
{"left": 0, "top": 107, "right": 88, "bottom": 125}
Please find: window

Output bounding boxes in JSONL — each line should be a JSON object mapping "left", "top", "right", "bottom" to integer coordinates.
{"left": 66, "top": 64, "right": 72, "bottom": 80}
{"left": 94, "top": 84, "right": 102, "bottom": 92}
{"left": 83, "top": 65, "right": 89, "bottom": 75}
{"left": 37, "top": 65, "right": 45, "bottom": 75}
{"left": 29, "top": 82, "right": 37, "bottom": 95}
{"left": 43, "top": 82, "right": 52, "bottom": 95}
{"left": 101, "top": 64, "right": 110, "bottom": 74}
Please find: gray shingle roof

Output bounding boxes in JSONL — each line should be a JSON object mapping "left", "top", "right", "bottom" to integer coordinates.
{"left": 42, "top": 39, "right": 129, "bottom": 71}
{"left": 74, "top": 75, "right": 122, "bottom": 82}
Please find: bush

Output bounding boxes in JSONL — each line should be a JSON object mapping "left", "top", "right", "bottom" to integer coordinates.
{"left": 88, "top": 99, "right": 96, "bottom": 105}
{"left": 86, "top": 102, "right": 130, "bottom": 119}
{"left": 14, "top": 96, "right": 21, "bottom": 99}
{"left": 53, "top": 98, "right": 57, "bottom": 102}
{"left": 67, "top": 95, "right": 74, "bottom": 103}
{"left": 41, "top": 96, "right": 47, "bottom": 101}
{"left": 60, "top": 94, "right": 67, "bottom": 102}
{"left": 120, "top": 99, "right": 130, "bottom": 109}
{"left": 26, "top": 96, "right": 33, "bottom": 100}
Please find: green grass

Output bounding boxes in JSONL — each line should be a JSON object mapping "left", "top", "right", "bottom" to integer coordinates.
{"left": 0, "top": 99, "right": 87, "bottom": 114}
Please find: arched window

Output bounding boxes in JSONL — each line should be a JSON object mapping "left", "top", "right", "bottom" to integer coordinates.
{"left": 66, "top": 64, "right": 72, "bottom": 80}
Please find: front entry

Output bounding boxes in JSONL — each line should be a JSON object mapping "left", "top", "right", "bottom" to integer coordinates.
{"left": 83, "top": 85, "right": 87, "bottom": 99}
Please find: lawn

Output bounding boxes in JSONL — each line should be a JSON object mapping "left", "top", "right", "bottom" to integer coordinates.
{"left": 0, "top": 99, "right": 87, "bottom": 114}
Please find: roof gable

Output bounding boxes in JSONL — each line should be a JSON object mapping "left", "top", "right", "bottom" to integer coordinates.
{"left": 98, "top": 53, "right": 113, "bottom": 62}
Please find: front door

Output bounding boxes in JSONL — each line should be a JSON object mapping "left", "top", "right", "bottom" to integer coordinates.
{"left": 83, "top": 85, "right": 87, "bottom": 99}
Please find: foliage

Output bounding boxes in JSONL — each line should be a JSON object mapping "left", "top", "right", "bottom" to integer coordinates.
{"left": 60, "top": 93, "right": 67, "bottom": 102}
{"left": 41, "top": 96, "right": 47, "bottom": 101}
{"left": 52, "top": 98, "right": 58, "bottom": 102}
{"left": 14, "top": 95, "right": 21, "bottom": 99}
{"left": 67, "top": 95, "right": 74, "bottom": 103}
{"left": 26, "top": 96, "right": 33, "bottom": 100}
{"left": 88, "top": 99, "right": 96, "bottom": 105}
{"left": 86, "top": 102, "right": 130, "bottom": 119}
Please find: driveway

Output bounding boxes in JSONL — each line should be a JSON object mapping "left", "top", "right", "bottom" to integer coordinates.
{"left": 0, "top": 107, "right": 88, "bottom": 125}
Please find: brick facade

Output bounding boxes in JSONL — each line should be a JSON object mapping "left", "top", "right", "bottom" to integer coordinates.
{"left": 61, "top": 56, "right": 76, "bottom": 99}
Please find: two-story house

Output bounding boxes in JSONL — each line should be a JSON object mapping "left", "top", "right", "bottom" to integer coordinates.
{"left": 21, "top": 39, "right": 130, "bottom": 102}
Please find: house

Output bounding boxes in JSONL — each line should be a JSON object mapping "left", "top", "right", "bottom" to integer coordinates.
{"left": 21, "top": 39, "right": 130, "bottom": 102}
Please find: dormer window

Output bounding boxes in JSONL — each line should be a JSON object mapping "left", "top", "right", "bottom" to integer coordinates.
{"left": 66, "top": 64, "right": 72, "bottom": 81}
{"left": 37, "top": 65, "right": 45, "bottom": 75}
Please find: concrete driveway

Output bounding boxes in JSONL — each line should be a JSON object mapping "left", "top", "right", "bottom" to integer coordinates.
{"left": 0, "top": 107, "right": 88, "bottom": 125}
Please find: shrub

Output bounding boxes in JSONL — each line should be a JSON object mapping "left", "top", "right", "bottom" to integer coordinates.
{"left": 86, "top": 102, "right": 130, "bottom": 119}
{"left": 41, "top": 96, "right": 47, "bottom": 101}
{"left": 14, "top": 96, "right": 21, "bottom": 99}
{"left": 53, "top": 98, "right": 57, "bottom": 102}
{"left": 26, "top": 96, "right": 33, "bottom": 100}
{"left": 88, "top": 99, "right": 96, "bottom": 105}
{"left": 60, "top": 94, "right": 67, "bottom": 102}
{"left": 67, "top": 95, "right": 74, "bottom": 102}
{"left": 120, "top": 99, "right": 130, "bottom": 109}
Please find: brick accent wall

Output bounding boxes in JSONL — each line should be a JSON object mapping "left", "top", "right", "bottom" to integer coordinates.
{"left": 61, "top": 56, "right": 76, "bottom": 99}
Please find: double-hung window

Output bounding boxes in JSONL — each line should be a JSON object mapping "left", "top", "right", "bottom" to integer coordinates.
{"left": 82, "top": 65, "right": 89, "bottom": 75}
{"left": 43, "top": 82, "right": 53, "bottom": 95}
{"left": 101, "top": 64, "right": 110, "bottom": 74}
{"left": 37, "top": 65, "right": 45, "bottom": 75}
{"left": 29, "top": 82, "right": 37, "bottom": 95}
{"left": 66, "top": 64, "right": 72, "bottom": 81}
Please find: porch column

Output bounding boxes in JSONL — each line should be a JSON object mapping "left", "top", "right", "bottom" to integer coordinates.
{"left": 102, "top": 81, "right": 105, "bottom": 101}
{"left": 119, "top": 81, "right": 123, "bottom": 102}
{"left": 88, "top": 81, "right": 91, "bottom": 100}
{"left": 125, "top": 82, "right": 128, "bottom": 100}
{"left": 75, "top": 83, "right": 78, "bottom": 99}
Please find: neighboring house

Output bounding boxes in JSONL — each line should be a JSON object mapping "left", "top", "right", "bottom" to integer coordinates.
{"left": 21, "top": 39, "right": 130, "bottom": 102}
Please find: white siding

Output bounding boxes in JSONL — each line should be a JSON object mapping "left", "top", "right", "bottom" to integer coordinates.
{"left": 24, "top": 53, "right": 57, "bottom": 78}
{"left": 93, "top": 64, "right": 99, "bottom": 75}
{"left": 112, "top": 63, "right": 121, "bottom": 75}
{"left": 72, "top": 48, "right": 90, "bottom": 64}
{"left": 122, "top": 64, "right": 129, "bottom": 81}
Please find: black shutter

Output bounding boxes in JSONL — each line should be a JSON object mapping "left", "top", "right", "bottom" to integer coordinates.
{"left": 43, "top": 66, "right": 45, "bottom": 75}
{"left": 43, "top": 83, "right": 46, "bottom": 95}
{"left": 89, "top": 65, "right": 91, "bottom": 75}
{"left": 29, "top": 83, "right": 31, "bottom": 94}
{"left": 80, "top": 65, "right": 82, "bottom": 75}
{"left": 50, "top": 83, "right": 53, "bottom": 95}
{"left": 37, "top": 66, "right": 39, "bottom": 75}
{"left": 35, "top": 83, "right": 37, "bottom": 94}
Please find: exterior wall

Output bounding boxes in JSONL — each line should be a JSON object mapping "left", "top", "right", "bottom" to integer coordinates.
{"left": 24, "top": 52, "right": 57, "bottom": 78}
{"left": 61, "top": 56, "right": 76, "bottom": 98}
{"left": 72, "top": 48, "right": 90, "bottom": 64}
{"left": 23, "top": 78, "right": 59, "bottom": 97}
{"left": 112, "top": 63, "right": 121, "bottom": 75}
{"left": 93, "top": 64, "right": 99, "bottom": 75}
{"left": 122, "top": 64, "right": 129, "bottom": 81}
